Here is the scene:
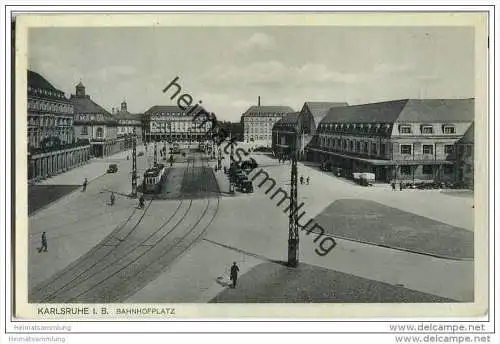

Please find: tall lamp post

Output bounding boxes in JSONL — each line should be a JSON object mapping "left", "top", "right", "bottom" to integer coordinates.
{"left": 287, "top": 131, "right": 299, "bottom": 267}
{"left": 131, "top": 128, "right": 138, "bottom": 198}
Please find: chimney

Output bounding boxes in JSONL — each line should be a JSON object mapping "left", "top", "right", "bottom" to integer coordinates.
{"left": 258, "top": 96, "right": 261, "bottom": 107}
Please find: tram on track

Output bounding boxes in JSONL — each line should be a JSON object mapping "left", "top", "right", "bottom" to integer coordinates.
{"left": 142, "top": 163, "right": 167, "bottom": 194}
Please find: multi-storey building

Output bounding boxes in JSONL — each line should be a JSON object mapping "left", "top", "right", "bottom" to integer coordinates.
{"left": 272, "top": 101, "right": 348, "bottom": 159}
{"left": 27, "top": 70, "right": 90, "bottom": 182}
{"left": 112, "top": 100, "right": 143, "bottom": 148}
{"left": 456, "top": 122, "right": 474, "bottom": 189}
{"left": 306, "top": 98, "right": 474, "bottom": 183}
{"left": 143, "top": 105, "right": 212, "bottom": 143}
{"left": 71, "top": 82, "right": 126, "bottom": 157}
{"left": 241, "top": 98, "right": 294, "bottom": 146}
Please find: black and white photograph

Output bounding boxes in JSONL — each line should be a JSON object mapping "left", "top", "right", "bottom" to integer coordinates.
{"left": 11, "top": 12, "right": 489, "bottom": 320}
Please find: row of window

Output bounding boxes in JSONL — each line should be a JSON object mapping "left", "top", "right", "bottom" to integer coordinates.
{"left": 80, "top": 126, "right": 104, "bottom": 138}
{"left": 28, "top": 116, "right": 72, "bottom": 127}
{"left": 28, "top": 87, "right": 66, "bottom": 99}
{"left": 244, "top": 117, "right": 282, "bottom": 122}
{"left": 399, "top": 144, "right": 455, "bottom": 155}
{"left": 28, "top": 100, "right": 73, "bottom": 113}
{"left": 399, "top": 125, "right": 456, "bottom": 135}
{"left": 246, "top": 135, "right": 272, "bottom": 141}
{"left": 319, "top": 137, "right": 387, "bottom": 155}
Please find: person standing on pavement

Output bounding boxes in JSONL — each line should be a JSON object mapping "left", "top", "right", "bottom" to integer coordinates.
{"left": 300, "top": 176, "right": 304, "bottom": 185}
{"left": 306, "top": 176, "right": 310, "bottom": 185}
{"left": 39, "top": 232, "right": 48, "bottom": 252}
{"left": 82, "top": 178, "right": 88, "bottom": 192}
{"left": 110, "top": 192, "right": 115, "bottom": 206}
{"left": 230, "top": 262, "right": 240, "bottom": 288}
{"left": 391, "top": 181, "right": 396, "bottom": 191}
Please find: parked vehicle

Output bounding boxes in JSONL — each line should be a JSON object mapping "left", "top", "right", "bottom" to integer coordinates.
{"left": 107, "top": 164, "right": 118, "bottom": 173}
{"left": 241, "top": 158, "right": 258, "bottom": 171}
{"left": 320, "top": 161, "right": 332, "bottom": 171}
{"left": 239, "top": 180, "right": 254, "bottom": 193}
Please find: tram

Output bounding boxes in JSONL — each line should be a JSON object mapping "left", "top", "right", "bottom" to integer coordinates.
{"left": 142, "top": 163, "right": 167, "bottom": 194}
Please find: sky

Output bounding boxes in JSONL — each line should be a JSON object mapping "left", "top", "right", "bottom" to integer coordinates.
{"left": 28, "top": 26, "right": 474, "bottom": 121}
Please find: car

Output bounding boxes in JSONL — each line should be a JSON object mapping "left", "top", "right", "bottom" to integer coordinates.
{"left": 107, "top": 164, "right": 118, "bottom": 173}
{"left": 239, "top": 180, "right": 254, "bottom": 193}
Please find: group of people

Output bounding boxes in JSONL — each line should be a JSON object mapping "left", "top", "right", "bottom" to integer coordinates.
{"left": 82, "top": 177, "right": 146, "bottom": 208}
{"left": 391, "top": 181, "right": 404, "bottom": 191}
{"left": 299, "top": 175, "right": 310, "bottom": 185}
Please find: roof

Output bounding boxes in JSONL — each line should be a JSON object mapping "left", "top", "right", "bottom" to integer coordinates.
{"left": 458, "top": 122, "right": 474, "bottom": 144}
{"left": 320, "top": 98, "right": 474, "bottom": 125}
{"left": 71, "top": 95, "right": 112, "bottom": 115}
{"left": 242, "top": 105, "right": 294, "bottom": 117}
{"left": 144, "top": 105, "right": 205, "bottom": 116}
{"left": 273, "top": 112, "right": 300, "bottom": 129}
{"left": 303, "top": 101, "right": 348, "bottom": 126}
{"left": 397, "top": 99, "right": 475, "bottom": 123}
{"left": 27, "top": 70, "right": 69, "bottom": 101}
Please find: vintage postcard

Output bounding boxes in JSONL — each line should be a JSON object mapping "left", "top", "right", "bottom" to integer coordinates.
{"left": 13, "top": 12, "right": 489, "bottom": 319}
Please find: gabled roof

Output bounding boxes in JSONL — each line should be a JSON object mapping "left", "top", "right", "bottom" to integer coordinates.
{"left": 71, "top": 95, "right": 112, "bottom": 116}
{"left": 458, "top": 122, "right": 474, "bottom": 144}
{"left": 242, "top": 105, "right": 294, "bottom": 117}
{"left": 303, "top": 101, "right": 348, "bottom": 124}
{"left": 321, "top": 99, "right": 408, "bottom": 124}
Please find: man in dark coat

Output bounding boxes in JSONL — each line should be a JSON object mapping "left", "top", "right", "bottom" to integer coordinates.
{"left": 230, "top": 262, "right": 240, "bottom": 288}
{"left": 40, "top": 232, "right": 47, "bottom": 252}
{"left": 82, "top": 178, "right": 88, "bottom": 192}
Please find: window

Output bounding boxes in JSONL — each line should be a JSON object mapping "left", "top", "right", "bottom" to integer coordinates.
{"left": 371, "top": 143, "right": 377, "bottom": 154}
{"left": 422, "top": 145, "right": 434, "bottom": 154}
{"left": 363, "top": 142, "right": 368, "bottom": 153}
{"left": 444, "top": 165, "right": 454, "bottom": 174}
{"left": 443, "top": 126, "right": 456, "bottom": 134}
{"left": 422, "top": 165, "right": 433, "bottom": 174}
{"left": 399, "top": 125, "right": 412, "bottom": 134}
{"left": 80, "top": 126, "right": 88, "bottom": 135}
{"left": 422, "top": 126, "right": 433, "bottom": 134}
{"left": 401, "top": 166, "right": 411, "bottom": 175}
{"left": 96, "top": 127, "right": 104, "bottom": 138}
{"left": 350, "top": 141, "right": 354, "bottom": 151}
{"left": 401, "top": 144, "right": 412, "bottom": 154}
{"left": 356, "top": 142, "right": 361, "bottom": 152}
{"left": 444, "top": 145, "right": 454, "bottom": 154}
{"left": 380, "top": 143, "right": 386, "bottom": 155}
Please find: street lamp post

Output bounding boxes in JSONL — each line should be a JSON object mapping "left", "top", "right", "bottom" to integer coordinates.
{"left": 131, "top": 128, "right": 138, "bottom": 198}
{"left": 287, "top": 133, "right": 299, "bottom": 267}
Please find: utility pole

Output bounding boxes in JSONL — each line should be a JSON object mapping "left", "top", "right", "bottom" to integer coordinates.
{"left": 153, "top": 138, "right": 158, "bottom": 166}
{"left": 229, "top": 138, "right": 235, "bottom": 193}
{"left": 288, "top": 136, "right": 299, "bottom": 267}
{"left": 131, "top": 128, "right": 137, "bottom": 198}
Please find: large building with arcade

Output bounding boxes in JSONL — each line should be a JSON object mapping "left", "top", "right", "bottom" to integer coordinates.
{"left": 27, "top": 70, "right": 91, "bottom": 182}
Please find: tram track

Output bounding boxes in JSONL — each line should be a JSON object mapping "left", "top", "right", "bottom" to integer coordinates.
{"left": 33, "top": 151, "right": 220, "bottom": 303}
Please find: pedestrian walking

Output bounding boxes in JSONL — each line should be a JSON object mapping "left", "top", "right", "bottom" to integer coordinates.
{"left": 300, "top": 176, "right": 304, "bottom": 185}
{"left": 138, "top": 194, "right": 145, "bottom": 209}
{"left": 82, "top": 178, "right": 88, "bottom": 192}
{"left": 399, "top": 182, "right": 403, "bottom": 191}
{"left": 39, "top": 232, "right": 47, "bottom": 253}
{"left": 306, "top": 176, "right": 310, "bottom": 185}
{"left": 391, "top": 181, "right": 396, "bottom": 191}
{"left": 110, "top": 192, "right": 115, "bottom": 206}
{"left": 230, "top": 262, "right": 240, "bottom": 288}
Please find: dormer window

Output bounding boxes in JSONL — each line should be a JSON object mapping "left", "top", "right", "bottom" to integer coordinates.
{"left": 443, "top": 125, "right": 456, "bottom": 134}
{"left": 421, "top": 125, "right": 433, "bottom": 134}
{"left": 399, "top": 125, "right": 412, "bottom": 134}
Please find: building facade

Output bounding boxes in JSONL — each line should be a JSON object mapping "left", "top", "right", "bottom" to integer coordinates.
{"left": 112, "top": 100, "right": 143, "bottom": 149}
{"left": 455, "top": 122, "right": 474, "bottom": 189}
{"left": 306, "top": 98, "right": 474, "bottom": 183}
{"left": 143, "top": 105, "right": 212, "bottom": 143}
{"left": 71, "top": 82, "right": 126, "bottom": 157}
{"left": 241, "top": 101, "right": 294, "bottom": 146}
{"left": 272, "top": 101, "right": 348, "bottom": 160}
{"left": 27, "top": 70, "right": 90, "bottom": 182}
